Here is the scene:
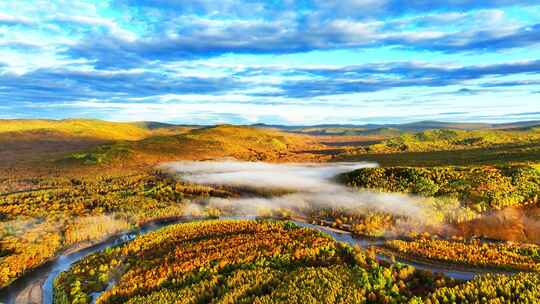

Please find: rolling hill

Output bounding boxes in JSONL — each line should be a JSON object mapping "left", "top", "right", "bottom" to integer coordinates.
{"left": 0, "top": 119, "right": 155, "bottom": 140}
{"left": 368, "top": 128, "right": 540, "bottom": 153}
{"left": 335, "top": 127, "right": 540, "bottom": 167}
{"left": 3, "top": 118, "right": 540, "bottom": 168}
{"left": 62, "top": 124, "right": 324, "bottom": 166}
{"left": 0, "top": 119, "right": 195, "bottom": 164}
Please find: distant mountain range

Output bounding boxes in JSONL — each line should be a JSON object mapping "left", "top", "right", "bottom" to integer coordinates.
{"left": 252, "top": 120, "right": 540, "bottom": 132}
{"left": 1, "top": 118, "right": 539, "bottom": 135}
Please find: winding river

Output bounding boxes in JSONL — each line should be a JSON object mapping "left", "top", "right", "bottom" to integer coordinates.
{"left": 0, "top": 215, "right": 500, "bottom": 304}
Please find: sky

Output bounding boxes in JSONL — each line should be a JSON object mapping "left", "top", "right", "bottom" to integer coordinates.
{"left": 0, "top": 0, "right": 539, "bottom": 125}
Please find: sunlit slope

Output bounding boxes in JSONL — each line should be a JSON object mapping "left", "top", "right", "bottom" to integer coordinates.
{"left": 0, "top": 119, "right": 154, "bottom": 141}
{"left": 337, "top": 127, "right": 540, "bottom": 166}
{"left": 369, "top": 128, "right": 540, "bottom": 153}
{"left": 65, "top": 125, "right": 321, "bottom": 164}
{"left": 0, "top": 119, "right": 198, "bottom": 164}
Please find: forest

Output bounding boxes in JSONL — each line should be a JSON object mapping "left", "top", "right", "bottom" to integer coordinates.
{"left": 0, "top": 119, "right": 539, "bottom": 303}
{"left": 53, "top": 220, "right": 540, "bottom": 304}
{"left": 341, "top": 166, "right": 540, "bottom": 211}
{"left": 53, "top": 220, "right": 452, "bottom": 304}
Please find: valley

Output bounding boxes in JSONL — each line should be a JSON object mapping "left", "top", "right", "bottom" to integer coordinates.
{"left": 0, "top": 119, "right": 539, "bottom": 303}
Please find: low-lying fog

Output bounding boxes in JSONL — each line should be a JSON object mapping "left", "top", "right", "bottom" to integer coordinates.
{"left": 161, "top": 161, "right": 540, "bottom": 242}
{"left": 163, "top": 161, "right": 376, "bottom": 192}
{"left": 160, "top": 161, "right": 438, "bottom": 225}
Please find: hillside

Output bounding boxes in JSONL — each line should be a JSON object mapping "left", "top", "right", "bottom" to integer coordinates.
{"left": 135, "top": 124, "right": 316, "bottom": 160}
{"left": 361, "top": 128, "right": 540, "bottom": 153}
{"left": 62, "top": 125, "right": 324, "bottom": 166}
{"left": 341, "top": 165, "right": 540, "bottom": 211}
{"left": 0, "top": 119, "right": 156, "bottom": 140}
{"left": 279, "top": 122, "right": 540, "bottom": 155}
{"left": 3, "top": 118, "right": 540, "bottom": 169}
{"left": 334, "top": 127, "right": 540, "bottom": 167}
{"left": 0, "top": 119, "right": 195, "bottom": 164}
{"left": 509, "top": 123, "right": 540, "bottom": 132}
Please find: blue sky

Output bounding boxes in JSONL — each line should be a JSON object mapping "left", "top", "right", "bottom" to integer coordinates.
{"left": 0, "top": 0, "right": 539, "bottom": 125}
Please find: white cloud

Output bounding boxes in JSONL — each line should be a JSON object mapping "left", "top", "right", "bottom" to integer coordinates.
{"left": 0, "top": 12, "right": 33, "bottom": 25}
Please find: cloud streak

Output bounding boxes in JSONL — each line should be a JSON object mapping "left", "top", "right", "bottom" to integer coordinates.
{"left": 63, "top": 19, "right": 540, "bottom": 67}
{"left": 2, "top": 60, "right": 539, "bottom": 103}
